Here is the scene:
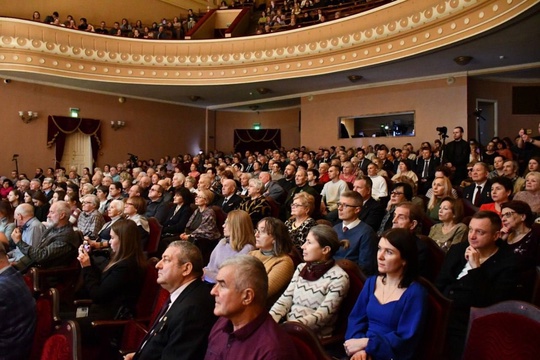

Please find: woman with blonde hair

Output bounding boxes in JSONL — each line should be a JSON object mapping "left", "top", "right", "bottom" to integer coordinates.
{"left": 285, "top": 192, "right": 317, "bottom": 253}
{"left": 513, "top": 171, "right": 540, "bottom": 214}
{"left": 426, "top": 176, "right": 453, "bottom": 223}
{"left": 203, "top": 210, "right": 256, "bottom": 283}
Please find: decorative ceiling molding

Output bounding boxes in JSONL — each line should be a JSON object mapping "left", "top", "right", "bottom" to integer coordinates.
{"left": 0, "top": 0, "right": 537, "bottom": 85}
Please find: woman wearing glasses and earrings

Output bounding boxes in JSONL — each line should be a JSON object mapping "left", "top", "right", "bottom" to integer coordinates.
{"left": 285, "top": 192, "right": 317, "bottom": 254}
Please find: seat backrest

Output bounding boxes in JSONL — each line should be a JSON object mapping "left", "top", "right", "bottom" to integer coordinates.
{"left": 531, "top": 266, "right": 540, "bottom": 307}
{"left": 416, "top": 277, "right": 453, "bottom": 360}
{"left": 330, "top": 259, "right": 366, "bottom": 341}
{"left": 145, "top": 217, "right": 163, "bottom": 255}
{"left": 417, "top": 235, "right": 445, "bottom": 282}
{"left": 211, "top": 206, "right": 227, "bottom": 237}
{"left": 281, "top": 321, "right": 331, "bottom": 360}
{"left": 135, "top": 257, "right": 161, "bottom": 319}
{"left": 31, "top": 288, "right": 61, "bottom": 360}
{"left": 40, "top": 320, "right": 82, "bottom": 360}
{"left": 264, "top": 196, "right": 281, "bottom": 219}
{"left": 463, "top": 300, "right": 540, "bottom": 360}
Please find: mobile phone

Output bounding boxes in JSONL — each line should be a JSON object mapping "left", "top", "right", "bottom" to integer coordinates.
{"left": 83, "top": 240, "right": 91, "bottom": 252}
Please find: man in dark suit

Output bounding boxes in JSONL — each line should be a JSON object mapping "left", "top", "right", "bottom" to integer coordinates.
{"left": 127, "top": 241, "right": 216, "bottom": 360}
{"left": 462, "top": 162, "right": 492, "bottom": 207}
{"left": 0, "top": 241, "right": 36, "bottom": 360}
{"left": 353, "top": 175, "right": 385, "bottom": 232}
{"left": 377, "top": 147, "right": 395, "bottom": 177}
{"left": 415, "top": 146, "right": 440, "bottom": 195}
{"left": 220, "top": 179, "right": 242, "bottom": 213}
{"left": 443, "top": 126, "right": 470, "bottom": 185}
{"left": 259, "top": 172, "right": 285, "bottom": 205}
{"left": 356, "top": 148, "right": 372, "bottom": 175}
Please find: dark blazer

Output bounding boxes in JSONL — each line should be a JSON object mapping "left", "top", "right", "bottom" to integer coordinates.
{"left": 462, "top": 181, "right": 492, "bottom": 207}
{"left": 0, "top": 266, "right": 36, "bottom": 360}
{"left": 263, "top": 181, "right": 286, "bottom": 204}
{"left": 162, "top": 204, "right": 194, "bottom": 236}
{"left": 381, "top": 159, "right": 395, "bottom": 177}
{"left": 358, "top": 158, "right": 372, "bottom": 174}
{"left": 219, "top": 194, "right": 243, "bottom": 213}
{"left": 134, "top": 279, "right": 217, "bottom": 360}
{"left": 415, "top": 156, "right": 440, "bottom": 181}
{"left": 358, "top": 197, "right": 385, "bottom": 232}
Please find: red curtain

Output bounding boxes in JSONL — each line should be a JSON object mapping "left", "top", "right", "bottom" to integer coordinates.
{"left": 46, "top": 116, "right": 102, "bottom": 168}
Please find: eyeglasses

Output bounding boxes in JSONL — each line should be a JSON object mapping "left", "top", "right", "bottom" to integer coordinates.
{"left": 390, "top": 191, "right": 404, "bottom": 196}
{"left": 467, "top": 168, "right": 473, "bottom": 172}
{"left": 501, "top": 211, "right": 516, "bottom": 219}
{"left": 337, "top": 202, "right": 359, "bottom": 209}
{"left": 291, "top": 203, "right": 305, "bottom": 208}
{"left": 254, "top": 228, "right": 266, "bottom": 234}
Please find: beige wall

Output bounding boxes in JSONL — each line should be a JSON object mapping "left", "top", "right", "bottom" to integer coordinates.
{"left": 300, "top": 77, "right": 469, "bottom": 150}
{"left": 0, "top": 81, "right": 205, "bottom": 176}
{"left": 468, "top": 78, "right": 540, "bottom": 138}
{"left": 215, "top": 108, "right": 301, "bottom": 152}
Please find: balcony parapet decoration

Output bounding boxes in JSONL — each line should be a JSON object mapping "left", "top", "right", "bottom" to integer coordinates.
{"left": 0, "top": 0, "right": 536, "bottom": 85}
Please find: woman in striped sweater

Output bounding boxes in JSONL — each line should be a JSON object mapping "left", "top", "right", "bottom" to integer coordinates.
{"left": 270, "top": 224, "right": 350, "bottom": 338}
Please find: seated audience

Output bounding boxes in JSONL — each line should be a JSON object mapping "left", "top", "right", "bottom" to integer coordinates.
{"left": 513, "top": 171, "right": 540, "bottom": 214}
{"left": 436, "top": 211, "right": 519, "bottom": 359}
{"left": 426, "top": 176, "right": 453, "bottom": 223}
{"left": 249, "top": 217, "right": 295, "bottom": 306}
{"left": 219, "top": 178, "right": 242, "bottom": 213}
{"left": 344, "top": 228, "right": 427, "bottom": 360}
{"left": 124, "top": 241, "right": 216, "bottom": 360}
{"left": 206, "top": 255, "right": 299, "bottom": 360}
{"left": 161, "top": 186, "right": 194, "bottom": 240}
{"left": 145, "top": 184, "right": 169, "bottom": 224}
{"left": 11, "top": 201, "right": 80, "bottom": 272}
{"left": 1, "top": 179, "right": 13, "bottom": 200}
{"left": 462, "top": 162, "right": 492, "bottom": 207}
{"left": 7, "top": 189, "right": 22, "bottom": 209}
{"left": 203, "top": 210, "right": 256, "bottom": 283}
{"left": 124, "top": 196, "right": 150, "bottom": 248}
{"left": 9, "top": 203, "right": 45, "bottom": 261}
{"left": 378, "top": 182, "right": 413, "bottom": 236}
{"left": 270, "top": 224, "right": 350, "bottom": 338}
{"left": 95, "top": 185, "right": 110, "bottom": 214}
{"left": 391, "top": 160, "right": 418, "bottom": 185}
{"left": 366, "top": 163, "right": 388, "bottom": 201}
{"left": 285, "top": 192, "right": 317, "bottom": 253}
{"left": 354, "top": 176, "right": 385, "bottom": 232}
{"left": 428, "top": 197, "right": 468, "bottom": 251}
{"left": 479, "top": 176, "right": 513, "bottom": 215}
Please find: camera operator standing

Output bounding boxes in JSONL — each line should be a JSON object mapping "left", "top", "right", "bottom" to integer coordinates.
{"left": 443, "top": 127, "right": 470, "bottom": 185}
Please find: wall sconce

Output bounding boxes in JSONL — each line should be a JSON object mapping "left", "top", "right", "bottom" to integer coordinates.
{"left": 19, "top": 111, "right": 38, "bottom": 124}
{"left": 111, "top": 121, "right": 126, "bottom": 130}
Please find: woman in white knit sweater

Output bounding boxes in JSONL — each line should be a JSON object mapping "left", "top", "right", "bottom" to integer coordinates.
{"left": 270, "top": 224, "right": 350, "bottom": 338}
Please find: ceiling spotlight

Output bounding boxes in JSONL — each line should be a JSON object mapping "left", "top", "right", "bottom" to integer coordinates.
{"left": 188, "top": 95, "right": 201, "bottom": 102}
{"left": 453, "top": 56, "right": 473, "bottom": 66}
{"left": 256, "top": 88, "right": 271, "bottom": 95}
{"left": 347, "top": 75, "right": 363, "bottom": 82}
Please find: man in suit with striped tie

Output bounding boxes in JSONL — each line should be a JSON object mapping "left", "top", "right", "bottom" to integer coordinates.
{"left": 126, "top": 241, "right": 216, "bottom": 360}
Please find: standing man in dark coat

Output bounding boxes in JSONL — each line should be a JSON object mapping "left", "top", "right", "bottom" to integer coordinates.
{"left": 443, "top": 126, "right": 470, "bottom": 185}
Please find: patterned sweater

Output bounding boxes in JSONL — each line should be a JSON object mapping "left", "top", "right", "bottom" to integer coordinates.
{"left": 270, "top": 263, "right": 350, "bottom": 338}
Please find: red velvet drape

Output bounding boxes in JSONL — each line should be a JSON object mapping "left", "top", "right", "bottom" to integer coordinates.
{"left": 47, "top": 116, "right": 102, "bottom": 168}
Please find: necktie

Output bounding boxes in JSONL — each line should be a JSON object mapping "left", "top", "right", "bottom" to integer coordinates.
{"left": 473, "top": 186, "right": 482, "bottom": 207}
{"left": 423, "top": 160, "right": 429, "bottom": 178}
{"left": 343, "top": 226, "right": 349, "bottom": 232}
{"left": 136, "top": 297, "right": 171, "bottom": 356}
{"left": 222, "top": 197, "right": 228, "bottom": 206}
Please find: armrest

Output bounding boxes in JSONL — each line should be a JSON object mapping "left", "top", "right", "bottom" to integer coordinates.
{"left": 29, "top": 265, "right": 81, "bottom": 292}
{"left": 74, "top": 299, "right": 93, "bottom": 307}
{"left": 91, "top": 316, "right": 152, "bottom": 328}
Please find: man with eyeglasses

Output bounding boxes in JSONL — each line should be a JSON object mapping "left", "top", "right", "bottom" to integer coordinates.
{"left": 146, "top": 185, "right": 169, "bottom": 224}
{"left": 282, "top": 168, "right": 320, "bottom": 219}
{"left": 377, "top": 183, "right": 413, "bottom": 236}
{"left": 333, "top": 191, "right": 378, "bottom": 275}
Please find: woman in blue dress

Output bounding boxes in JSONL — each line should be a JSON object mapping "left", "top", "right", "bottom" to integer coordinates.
{"left": 344, "top": 228, "right": 427, "bottom": 360}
